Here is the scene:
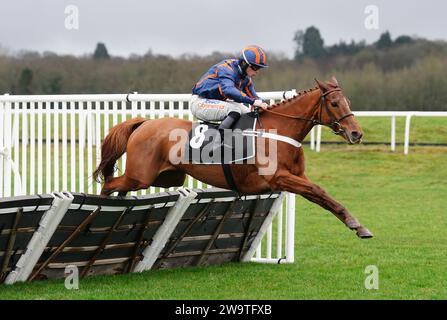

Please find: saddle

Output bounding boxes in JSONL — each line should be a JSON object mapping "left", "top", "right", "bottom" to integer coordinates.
{"left": 185, "top": 112, "right": 258, "bottom": 165}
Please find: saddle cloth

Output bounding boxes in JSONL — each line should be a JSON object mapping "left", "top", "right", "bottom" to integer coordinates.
{"left": 185, "top": 112, "right": 257, "bottom": 164}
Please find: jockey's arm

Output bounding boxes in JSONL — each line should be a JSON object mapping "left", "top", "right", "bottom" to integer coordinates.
{"left": 218, "top": 72, "right": 255, "bottom": 105}
{"left": 244, "top": 80, "right": 268, "bottom": 110}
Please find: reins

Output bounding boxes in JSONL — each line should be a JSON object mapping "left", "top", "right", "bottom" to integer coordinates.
{"left": 261, "top": 88, "right": 354, "bottom": 134}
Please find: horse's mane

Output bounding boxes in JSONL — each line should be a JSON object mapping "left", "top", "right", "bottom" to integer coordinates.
{"left": 269, "top": 86, "right": 320, "bottom": 109}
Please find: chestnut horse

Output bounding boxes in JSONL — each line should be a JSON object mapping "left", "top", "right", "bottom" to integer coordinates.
{"left": 93, "top": 77, "right": 373, "bottom": 238}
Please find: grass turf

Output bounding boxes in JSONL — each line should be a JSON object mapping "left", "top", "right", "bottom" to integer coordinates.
{"left": 1, "top": 143, "right": 446, "bottom": 300}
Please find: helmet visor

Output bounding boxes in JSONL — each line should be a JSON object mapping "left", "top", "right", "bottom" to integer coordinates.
{"left": 249, "top": 64, "right": 262, "bottom": 71}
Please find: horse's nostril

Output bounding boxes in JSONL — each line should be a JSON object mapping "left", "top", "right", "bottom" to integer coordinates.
{"left": 351, "top": 131, "right": 362, "bottom": 140}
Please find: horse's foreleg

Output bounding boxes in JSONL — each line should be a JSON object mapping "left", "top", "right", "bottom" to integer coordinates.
{"left": 269, "top": 171, "right": 373, "bottom": 238}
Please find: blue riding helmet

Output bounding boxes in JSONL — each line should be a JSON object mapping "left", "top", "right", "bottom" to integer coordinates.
{"left": 239, "top": 45, "right": 268, "bottom": 69}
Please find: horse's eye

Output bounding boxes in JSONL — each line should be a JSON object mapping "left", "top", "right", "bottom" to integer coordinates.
{"left": 331, "top": 101, "right": 338, "bottom": 107}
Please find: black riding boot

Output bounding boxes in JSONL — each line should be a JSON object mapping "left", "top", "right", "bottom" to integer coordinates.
{"left": 219, "top": 111, "right": 241, "bottom": 131}
{"left": 211, "top": 111, "right": 241, "bottom": 154}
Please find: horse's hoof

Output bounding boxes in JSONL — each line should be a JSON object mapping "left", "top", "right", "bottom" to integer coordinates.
{"left": 356, "top": 227, "right": 374, "bottom": 239}
{"left": 345, "top": 218, "right": 361, "bottom": 230}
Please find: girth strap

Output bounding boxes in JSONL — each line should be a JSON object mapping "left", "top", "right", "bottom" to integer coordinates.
{"left": 221, "top": 162, "right": 239, "bottom": 193}
{"left": 220, "top": 142, "right": 239, "bottom": 193}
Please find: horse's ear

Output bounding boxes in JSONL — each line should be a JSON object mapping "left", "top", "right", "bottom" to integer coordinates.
{"left": 330, "top": 76, "right": 339, "bottom": 87}
{"left": 315, "top": 78, "right": 330, "bottom": 92}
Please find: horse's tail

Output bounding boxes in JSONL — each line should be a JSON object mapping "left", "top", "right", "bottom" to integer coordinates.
{"left": 93, "top": 117, "right": 147, "bottom": 183}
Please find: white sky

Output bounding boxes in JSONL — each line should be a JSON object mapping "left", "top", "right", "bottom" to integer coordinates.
{"left": 0, "top": 0, "right": 446, "bottom": 58}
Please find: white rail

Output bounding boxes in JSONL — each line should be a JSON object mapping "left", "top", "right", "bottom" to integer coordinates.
{"left": 310, "top": 111, "right": 447, "bottom": 154}
{"left": 0, "top": 91, "right": 297, "bottom": 197}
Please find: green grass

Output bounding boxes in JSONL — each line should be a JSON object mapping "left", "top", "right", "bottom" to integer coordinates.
{"left": 306, "top": 116, "right": 447, "bottom": 145}
{"left": 1, "top": 143, "right": 446, "bottom": 299}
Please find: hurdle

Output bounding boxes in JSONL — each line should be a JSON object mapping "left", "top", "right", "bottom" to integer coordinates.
{"left": 0, "top": 188, "right": 292, "bottom": 284}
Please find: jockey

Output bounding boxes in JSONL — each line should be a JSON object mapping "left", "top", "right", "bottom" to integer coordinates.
{"left": 191, "top": 45, "right": 270, "bottom": 135}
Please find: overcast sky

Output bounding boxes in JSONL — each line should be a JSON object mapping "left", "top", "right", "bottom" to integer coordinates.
{"left": 0, "top": 0, "right": 446, "bottom": 58}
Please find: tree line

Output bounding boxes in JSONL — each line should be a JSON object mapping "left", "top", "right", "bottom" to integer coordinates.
{"left": 1, "top": 27, "right": 447, "bottom": 111}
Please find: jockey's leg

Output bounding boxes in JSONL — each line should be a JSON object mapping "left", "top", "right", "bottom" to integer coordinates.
{"left": 190, "top": 96, "right": 250, "bottom": 154}
{"left": 218, "top": 111, "right": 241, "bottom": 130}
{"left": 208, "top": 111, "right": 241, "bottom": 156}
{"left": 190, "top": 96, "right": 249, "bottom": 122}
{"left": 214, "top": 111, "right": 241, "bottom": 148}
{"left": 190, "top": 96, "right": 228, "bottom": 122}
{"left": 211, "top": 102, "right": 248, "bottom": 150}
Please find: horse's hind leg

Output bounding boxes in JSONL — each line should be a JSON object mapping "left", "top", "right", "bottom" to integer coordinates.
{"left": 100, "top": 174, "right": 152, "bottom": 196}
{"left": 100, "top": 123, "right": 168, "bottom": 196}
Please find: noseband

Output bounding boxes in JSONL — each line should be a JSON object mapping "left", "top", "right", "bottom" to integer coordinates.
{"left": 317, "top": 88, "right": 354, "bottom": 135}
{"left": 263, "top": 88, "right": 354, "bottom": 135}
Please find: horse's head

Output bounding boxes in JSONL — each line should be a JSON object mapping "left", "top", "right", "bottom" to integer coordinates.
{"left": 315, "top": 76, "right": 363, "bottom": 144}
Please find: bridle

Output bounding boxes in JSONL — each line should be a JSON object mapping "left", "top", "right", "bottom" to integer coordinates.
{"left": 261, "top": 88, "right": 354, "bottom": 135}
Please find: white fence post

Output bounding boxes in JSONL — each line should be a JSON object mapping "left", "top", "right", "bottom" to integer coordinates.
{"left": 243, "top": 193, "right": 285, "bottom": 263}
{"left": 310, "top": 127, "right": 315, "bottom": 150}
{"left": 4, "top": 100, "right": 12, "bottom": 197}
{"left": 0, "top": 147, "right": 23, "bottom": 196}
{"left": 45, "top": 102, "right": 51, "bottom": 194}
{"left": 37, "top": 101, "right": 43, "bottom": 194}
{"left": 285, "top": 192, "right": 295, "bottom": 263}
{"left": 316, "top": 125, "right": 322, "bottom": 153}
{"left": 391, "top": 115, "right": 396, "bottom": 152}
{"left": 13, "top": 103, "right": 20, "bottom": 196}
{"left": 404, "top": 114, "right": 413, "bottom": 155}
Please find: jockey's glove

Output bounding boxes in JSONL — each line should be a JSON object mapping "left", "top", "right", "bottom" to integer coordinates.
{"left": 253, "top": 99, "right": 270, "bottom": 110}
